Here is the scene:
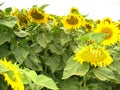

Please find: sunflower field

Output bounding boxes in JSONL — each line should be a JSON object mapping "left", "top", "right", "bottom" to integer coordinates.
{"left": 0, "top": 3, "right": 120, "bottom": 90}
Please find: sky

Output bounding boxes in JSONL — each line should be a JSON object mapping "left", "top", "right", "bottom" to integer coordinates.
{"left": 0, "top": 0, "right": 120, "bottom": 21}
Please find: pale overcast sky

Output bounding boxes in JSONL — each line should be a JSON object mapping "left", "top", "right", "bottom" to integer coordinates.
{"left": 0, "top": 0, "right": 120, "bottom": 21}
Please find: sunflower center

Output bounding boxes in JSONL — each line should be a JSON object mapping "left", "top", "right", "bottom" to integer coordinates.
{"left": 66, "top": 16, "right": 79, "bottom": 25}
{"left": 18, "top": 14, "right": 28, "bottom": 24}
{"left": 101, "top": 27, "right": 113, "bottom": 39}
{"left": 85, "top": 24, "right": 92, "bottom": 30}
{"left": 80, "top": 48, "right": 106, "bottom": 62}
{"left": 30, "top": 10, "right": 44, "bottom": 20}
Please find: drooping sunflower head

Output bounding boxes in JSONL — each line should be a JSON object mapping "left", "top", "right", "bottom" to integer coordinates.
{"left": 95, "top": 19, "right": 101, "bottom": 24}
{"left": 94, "top": 23, "right": 120, "bottom": 46}
{"left": 61, "top": 14, "right": 83, "bottom": 30}
{"left": 101, "top": 17, "right": 113, "bottom": 25}
{"left": 74, "top": 46, "right": 113, "bottom": 67}
{"left": 84, "top": 20, "right": 94, "bottom": 31}
{"left": 0, "top": 10, "right": 4, "bottom": 19}
{"left": 28, "top": 7, "right": 48, "bottom": 24}
{"left": 0, "top": 58, "right": 24, "bottom": 90}
{"left": 70, "top": 7, "right": 80, "bottom": 14}
{"left": 16, "top": 14, "right": 30, "bottom": 29}
{"left": 116, "top": 21, "right": 120, "bottom": 30}
{"left": 48, "top": 15, "right": 58, "bottom": 27}
{"left": 11, "top": 7, "right": 19, "bottom": 16}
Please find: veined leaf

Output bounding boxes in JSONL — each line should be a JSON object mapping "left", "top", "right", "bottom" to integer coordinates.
{"left": 36, "top": 74, "right": 58, "bottom": 90}
{"left": 62, "top": 56, "right": 89, "bottom": 79}
{"left": 93, "top": 67, "right": 117, "bottom": 81}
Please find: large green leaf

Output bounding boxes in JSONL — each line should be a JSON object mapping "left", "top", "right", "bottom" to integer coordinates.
{"left": 108, "top": 60, "right": 120, "bottom": 75}
{"left": 60, "top": 31, "right": 71, "bottom": 46}
{"left": 14, "top": 30, "right": 30, "bottom": 37}
{"left": 62, "top": 56, "right": 89, "bottom": 79}
{"left": 22, "top": 69, "right": 38, "bottom": 84}
{"left": 49, "top": 44, "right": 64, "bottom": 55}
{"left": 36, "top": 74, "right": 58, "bottom": 90}
{"left": 0, "top": 16, "right": 17, "bottom": 28}
{"left": 0, "top": 44, "right": 11, "bottom": 58}
{"left": 88, "top": 84, "right": 99, "bottom": 90}
{"left": 25, "top": 53, "right": 42, "bottom": 71}
{"left": 59, "top": 78, "right": 80, "bottom": 90}
{"left": 36, "top": 33, "right": 52, "bottom": 48}
{"left": 0, "top": 30, "right": 12, "bottom": 45}
{"left": 12, "top": 47, "right": 29, "bottom": 64}
{"left": 46, "top": 55, "right": 61, "bottom": 73}
{"left": 93, "top": 67, "right": 117, "bottom": 81}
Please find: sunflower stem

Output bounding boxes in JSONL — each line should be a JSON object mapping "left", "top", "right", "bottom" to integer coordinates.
{"left": 83, "top": 74, "right": 87, "bottom": 90}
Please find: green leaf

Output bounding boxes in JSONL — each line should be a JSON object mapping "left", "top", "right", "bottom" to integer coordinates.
{"left": 93, "top": 67, "right": 117, "bottom": 81}
{"left": 0, "top": 64, "right": 9, "bottom": 73}
{"left": 22, "top": 69, "right": 38, "bottom": 83}
{"left": 5, "top": 7, "right": 12, "bottom": 14}
{"left": 28, "top": 70, "right": 38, "bottom": 83}
{"left": 109, "top": 60, "right": 120, "bottom": 75}
{"left": 36, "top": 74, "right": 58, "bottom": 90}
{"left": 88, "top": 84, "right": 99, "bottom": 90}
{"left": 49, "top": 44, "right": 64, "bottom": 55}
{"left": 7, "top": 70, "right": 14, "bottom": 81}
{"left": 0, "top": 44, "right": 11, "bottom": 58}
{"left": 60, "top": 31, "right": 71, "bottom": 46}
{"left": 90, "top": 33, "right": 107, "bottom": 43}
{"left": 12, "top": 47, "right": 29, "bottom": 64}
{"left": 59, "top": 78, "right": 80, "bottom": 90}
{"left": 14, "top": 30, "right": 30, "bottom": 37}
{"left": 36, "top": 33, "right": 48, "bottom": 48}
{"left": 0, "top": 30, "right": 12, "bottom": 45}
{"left": 46, "top": 55, "right": 61, "bottom": 73}
{"left": 77, "top": 32, "right": 91, "bottom": 41}
{"left": 39, "top": 4, "right": 49, "bottom": 10}
{"left": 62, "top": 56, "right": 89, "bottom": 79}
{"left": 25, "top": 53, "right": 42, "bottom": 71}
{"left": 0, "top": 16, "right": 17, "bottom": 28}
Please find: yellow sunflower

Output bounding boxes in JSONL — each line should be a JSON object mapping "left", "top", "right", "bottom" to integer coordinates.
{"left": 116, "top": 21, "right": 120, "bottom": 30}
{"left": 0, "top": 58, "right": 24, "bottom": 90}
{"left": 17, "top": 14, "right": 30, "bottom": 29}
{"left": 74, "top": 46, "right": 113, "bottom": 67}
{"left": 28, "top": 8, "right": 48, "bottom": 24}
{"left": 69, "top": 7, "right": 80, "bottom": 14}
{"left": 94, "top": 23, "right": 120, "bottom": 46}
{"left": 48, "top": 15, "right": 58, "bottom": 27}
{"left": 101, "top": 17, "right": 113, "bottom": 24}
{"left": 11, "top": 7, "right": 19, "bottom": 16}
{"left": 61, "top": 14, "right": 83, "bottom": 30}
{"left": 84, "top": 21, "right": 94, "bottom": 31}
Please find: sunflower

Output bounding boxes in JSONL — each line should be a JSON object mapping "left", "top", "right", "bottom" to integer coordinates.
{"left": 28, "top": 8, "right": 48, "bottom": 24}
{"left": 0, "top": 58, "right": 24, "bottom": 90}
{"left": 74, "top": 46, "right": 113, "bottom": 67}
{"left": 94, "top": 23, "right": 120, "bottom": 46}
{"left": 48, "top": 15, "right": 58, "bottom": 27}
{"left": 101, "top": 17, "right": 113, "bottom": 24}
{"left": 11, "top": 7, "right": 19, "bottom": 16}
{"left": 84, "top": 21, "right": 94, "bottom": 31}
{"left": 17, "top": 14, "right": 30, "bottom": 29}
{"left": 69, "top": 7, "right": 80, "bottom": 14}
{"left": 61, "top": 14, "right": 84, "bottom": 30}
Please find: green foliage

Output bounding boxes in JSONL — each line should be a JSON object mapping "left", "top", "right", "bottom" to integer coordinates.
{"left": 0, "top": 5, "right": 120, "bottom": 90}
{"left": 62, "top": 56, "right": 89, "bottom": 79}
{"left": 93, "top": 67, "right": 117, "bottom": 81}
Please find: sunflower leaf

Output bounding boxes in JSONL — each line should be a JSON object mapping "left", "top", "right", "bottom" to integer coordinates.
{"left": 93, "top": 67, "right": 117, "bottom": 82}
{"left": 62, "top": 56, "right": 89, "bottom": 79}
{"left": 36, "top": 74, "right": 58, "bottom": 90}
